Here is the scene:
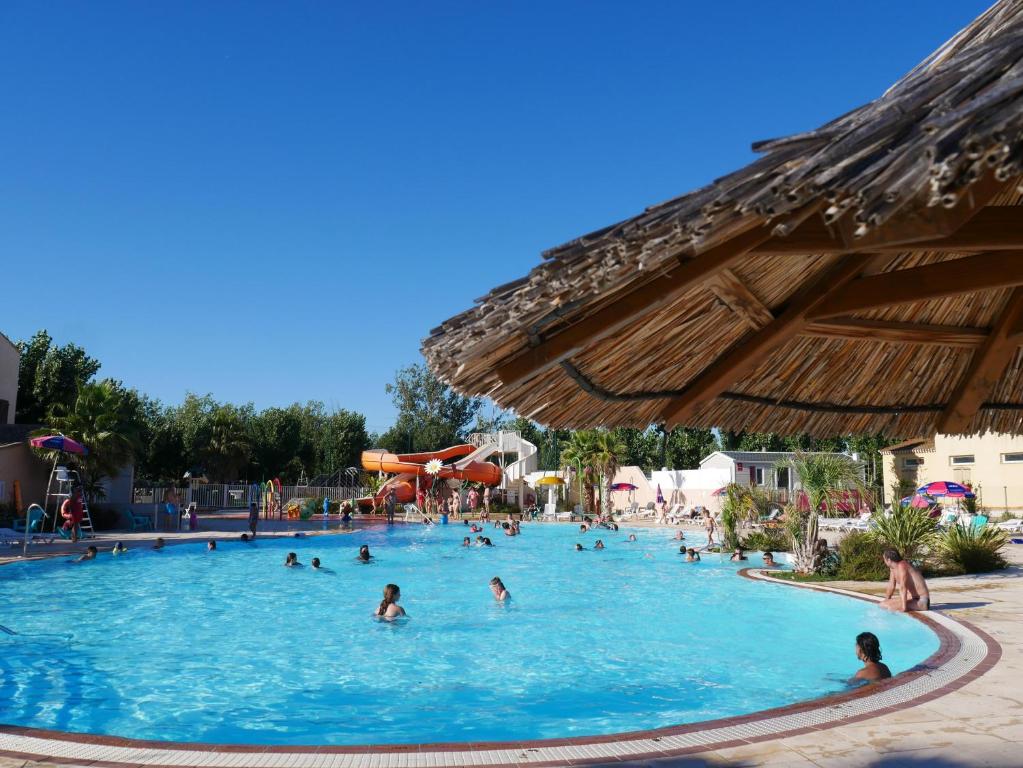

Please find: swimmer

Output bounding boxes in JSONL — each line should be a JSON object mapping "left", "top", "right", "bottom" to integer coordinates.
{"left": 75, "top": 545, "right": 98, "bottom": 563}
{"left": 729, "top": 547, "right": 747, "bottom": 562}
{"left": 285, "top": 552, "right": 302, "bottom": 567}
{"left": 240, "top": 533, "right": 249, "bottom": 542}
{"left": 579, "top": 523, "right": 589, "bottom": 533}
{"left": 310, "top": 557, "right": 333, "bottom": 572}
{"left": 674, "top": 530, "right": 686, "bottom": 540}
{"left": 375, "top": 583, "right": 406, "bottom": 619}
{"left": 112, "top": 542, "right": 127, "bottom": 556}
{"left": 627, "top": 534, "right": 637, "bottom": 542}
{"left": 489, "top": 576, "right": 510, "bottom": 602}
{"left": 763, "top": 551, "right": 778, "bottom": 567}
{"left": 850, "top": 632, "right": 892, "bottom": 683}
{"left": 594, "top": 539, "right": 605, "bottom": 550}
{"left": 686, "top": 547, "right": 700, "bottom": 562}
{"left": 575, "top": 543, "right": 584, "bottom": 551}
{"left": 207, "top": 540, "right": 217, "bottom": 552}
{"left": 462, "top": 536, "right": 471, "bottom": 547}
{"left": 311, "top": 557, "right": 321, "bottom": 569}
{"left": 152, "top": 537, "right": 165, "bottom": 550}
{"left": 358, "top": 545, "right": 372, "bottom": 562}
{"left": 482, "top": 537, "right": 494, "bottom": 547}
{"left": 502, "top": 522, "right": 515, "bottom": 537}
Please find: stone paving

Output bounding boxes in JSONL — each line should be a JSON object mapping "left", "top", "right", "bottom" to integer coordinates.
{"left": 2, "top": 522, "right": 1021, "bottom": 767}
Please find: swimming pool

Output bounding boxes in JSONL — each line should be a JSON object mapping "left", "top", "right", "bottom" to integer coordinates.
{"left": 0, "top": 524, "right": 938, "bottom": 746}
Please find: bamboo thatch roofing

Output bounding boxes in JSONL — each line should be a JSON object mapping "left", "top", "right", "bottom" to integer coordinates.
{"left": 422, "top": 0, "right": 1023, "bottom": 436}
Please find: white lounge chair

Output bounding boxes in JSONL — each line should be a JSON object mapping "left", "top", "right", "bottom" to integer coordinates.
{"left": 996, "top": 518, "right": 1023, "bottom": 533}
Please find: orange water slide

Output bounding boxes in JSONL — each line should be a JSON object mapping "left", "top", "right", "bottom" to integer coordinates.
{"left": 358, "top": 445, "right": 502, "bottom": 510}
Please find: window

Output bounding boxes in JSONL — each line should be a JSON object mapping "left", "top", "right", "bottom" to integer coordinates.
{"left": 1002, "top": 453, "right": 1023, "bottom": 464}
{"left": 753, "top": 467, "right": 765, "bottom": 486}
{"left": 950, "top": 455, "right": 975, "bottom": 465}
{"left": 903, "top": 457, "right": 924, "bottom": 467}
{"left": 776, "top": 466, "right": 789, "bottom": 489}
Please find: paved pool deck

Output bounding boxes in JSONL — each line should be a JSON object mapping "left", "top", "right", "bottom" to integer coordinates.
{"left": 2, "top": 521, "right": 1021, "bottom": 767}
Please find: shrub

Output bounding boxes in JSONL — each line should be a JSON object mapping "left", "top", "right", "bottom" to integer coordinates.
{"left": 934, "top": 523, "right": 1008, "bottom": 574}
{"left": 868, "top": 506, "right": 937, "bottom": 562}
{"left": 742, "top": 529, "right": 791, "bottom": 553}
{"left": 835, "top": 531, "right": 890, "bottom": 581}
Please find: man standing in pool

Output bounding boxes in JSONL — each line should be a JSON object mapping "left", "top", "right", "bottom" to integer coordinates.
{"left": 385, "top": 487, "right": 398, "bottom": 525}
{"left": 879, "top": 548, "right": 930, "bottom": 612}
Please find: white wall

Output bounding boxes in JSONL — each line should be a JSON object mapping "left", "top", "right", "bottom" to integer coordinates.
{"left": 0, "top": 333, "right": 19, "bottom": 424}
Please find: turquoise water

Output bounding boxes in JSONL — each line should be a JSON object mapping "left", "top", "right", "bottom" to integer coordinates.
{"left": 0, "top": 523, "right": 938, "bottom": 746}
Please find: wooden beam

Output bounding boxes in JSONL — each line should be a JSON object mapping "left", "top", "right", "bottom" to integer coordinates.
{"left": 807, "top": 251, "right": 1023, "bottom": 320}
{"left": 803, "top": 318, "right": 989, "bottom": 347}
{"left": 937, "top": 288, "right": 1023, "bottom": 434}
{"left": 751, "top": 205, "right": 1023, "bottom": 255}
{"left": 710, "top": 269, "right": 773, "bottom": 330}
{"left": 493, "top": 223, "right": 779, "bottom": 389}
{"left": 659, "top": 256, "right": 869, "bottom": 428}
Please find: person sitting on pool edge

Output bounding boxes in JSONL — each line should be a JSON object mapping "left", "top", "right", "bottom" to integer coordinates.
{"left": 489, "top": 576, "right": 510, "bottom": 601}
{"left": 850, "top": 631, "right": 891, "bottom": 683}
{"left": 762, "top": 551, "right": 779, "bottom": 567}
{"left": 880, "top": 547, "right": 930, "bottom": 612}
{"left": 375, "top": 583, "right": 406, "bottom": 619}
{"left": 729, "top": 547, "right": 747, "bottom": 562}
{"left": 685, "top": 547, "right": 700, "bottom": 562}
{"left": 285, "top": 552, "right": 301, "bottom": 567}
{"left": 357, "top": 545, "right": 372, "bottom": 562}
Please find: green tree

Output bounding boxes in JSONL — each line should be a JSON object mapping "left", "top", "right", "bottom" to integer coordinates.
{"left": 562, "top": 430, "right": 599, "bottom": 513}
{"left": 610, "top": 427, "right": 658, "bottom": 470}
{"left": 41, "top": 379, "right": 142, "bottom": 502}
{"left": 384, "top": 363, "right": 482, "bottom": 452}
{"left": 664, "top": 427, "right": 718, "bottom": 470}
{"left": 315, "top": 409, "right": 370, "bottom": 476}
{"left": 250, "top": 406, "right": 304, "bottom": 478}
{"left": 16, "top": 330, "right": 101, "bottom": 423}
{"left": 202, "top": 406, "right": 252, "bottom": 482}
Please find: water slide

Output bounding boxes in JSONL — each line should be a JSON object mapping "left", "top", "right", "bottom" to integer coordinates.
{"left": 358, "top": 443, "right": 502, "bottom": 511}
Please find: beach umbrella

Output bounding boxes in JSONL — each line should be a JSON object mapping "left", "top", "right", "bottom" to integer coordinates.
{"left": 916, "top": 481, "right": 975, "bottom": 499}
{"left": 610, "top": 482, "right": 638, "bottom": 491}
{"left": 29, "top": 435, "right": 88, "bottom": 455}
{"left": 534, "top": 475, "right": 565, "bottom": 508}
{"left": 900, "top": 494, "right": 936, "bottom": 509}
{"left": 711, "top": 486, "right": 728, "bottom": 496}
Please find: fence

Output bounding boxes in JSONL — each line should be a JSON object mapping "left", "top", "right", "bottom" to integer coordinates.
{"left": 133, "top": 484, "right": 374, "bottom": 516}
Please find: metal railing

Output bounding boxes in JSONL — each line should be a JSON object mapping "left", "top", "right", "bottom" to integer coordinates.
{"left": 133, "top": 484, "right": 373, "bottom": 513}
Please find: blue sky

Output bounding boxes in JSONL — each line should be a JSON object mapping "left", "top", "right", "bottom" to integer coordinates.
{"left": 0, "top": 1, "right": 990, "bottom": 434}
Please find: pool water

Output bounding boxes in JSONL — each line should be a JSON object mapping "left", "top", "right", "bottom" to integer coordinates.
{"left": 0, "top": 523, "right": 938, "bottom": 745}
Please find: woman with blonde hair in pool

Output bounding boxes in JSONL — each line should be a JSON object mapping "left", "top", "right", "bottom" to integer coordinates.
{"left": 375, "top": 583, "right": 406, "bottom": 619}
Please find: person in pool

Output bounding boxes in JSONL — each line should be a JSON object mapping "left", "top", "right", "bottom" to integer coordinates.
{"left": 375, "top": 583, "right": 406, "bottom": 619}
{"left": 462, "top": 536, "right": 471, "bottom": 547}
{"left": 152, "top": 537, "right": 165, "bottom": 550}
{"left": 358, "top": 545, "right": 372, "bottom": 562}
{"left": 729, "top": 547, "right": 747, "bottom": 562}
{"left": 207, "top": 540, "right": 217, "bottom": 552}
{"left": 579, "top": 523, "right": 589, "bottom": 533}
{"left": 482, "top": 537, "right": 494, "bottom": 547}
{"left": 674, "top": 530, "right": 686, "bottom": 540}
{"left": 762, "top": 551, "right": 779, "bottom": 567}
{"left": 850, "top": 632, "right": 892, "bottom": 683}
{"left": 627, "top": 533, "right": 638, "bottom": 542}
{"left": 594, "top": 539, "right": 605, "bottom": 550}
{"left": 112, "top": 542, "right": 127, "bottom": 556}
{"left": 311, "top": 557, "right": 334, "bottom": 572}
{"left": 74, "top": 545, "right": 98, "bottom": 563}
{"left": 685, "top": 547, "right": 700, "bottom": 562}
{"left": 489, "top": 576, "right": 510, "bottom": 601}
{"left": 285, "top": 552, "right": 302, "bottom": 567}
{"left": 575, "top": 543, "right": 584, "bottom": 551}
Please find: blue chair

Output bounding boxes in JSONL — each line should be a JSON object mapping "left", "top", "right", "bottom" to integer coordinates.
{"left": 124, "top": 508, "right": 154, "bottom": 532}
{"left": 12, "top": 505, "right": 47, "bottom": 534}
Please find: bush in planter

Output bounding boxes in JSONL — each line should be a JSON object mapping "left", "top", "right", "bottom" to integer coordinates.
{"left": 835, "top": 531, "right": 890, "bottom": 581}
{"left": 742, "top": 529, "right": 791, "bottom": 553}
{"left": 868, "top": 505, "right": 937, "bottom": 562}
{"left": 933, "top": 522, "right": 1008, "bottom": 574}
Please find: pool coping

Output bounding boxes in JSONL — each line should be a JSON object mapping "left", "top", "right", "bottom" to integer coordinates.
{"left": 0, "top": 567, "right": 1001, "bottom": 768}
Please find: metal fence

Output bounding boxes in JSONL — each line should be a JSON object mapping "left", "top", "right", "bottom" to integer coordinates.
{"left": 133, "top": 484, "right": 373, "bottom": 515}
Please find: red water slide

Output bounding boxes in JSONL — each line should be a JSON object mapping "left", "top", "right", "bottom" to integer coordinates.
{"left": 358, "top": 444, "right": 502, "bottom": 510}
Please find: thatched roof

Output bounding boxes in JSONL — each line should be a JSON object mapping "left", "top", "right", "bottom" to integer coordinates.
{"left": 423, "top": 0, "right": 1023, "bottom": 437}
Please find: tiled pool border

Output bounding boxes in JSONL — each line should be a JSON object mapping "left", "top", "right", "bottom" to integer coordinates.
{"left": 0, "top": 567, "right": 1000, "bottom": 767}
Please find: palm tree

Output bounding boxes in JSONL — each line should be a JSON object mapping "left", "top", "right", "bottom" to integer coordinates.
{"left": 562, "top": 430, "right": 598, "bottom": 513}
{"left": 43, "top": 380, "right": 142, "bottom": 502}
{"left": 202, "top": 408, "right": 252, "bottom": 482}
{"left": 590, "top": 430, "right": 627, "bottom": 515}
{"left": 784, "top": 452, "right": 866, "bottom": 574}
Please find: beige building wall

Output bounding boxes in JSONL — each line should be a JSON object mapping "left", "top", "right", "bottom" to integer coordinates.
{"left": 882, "top": 433, "right": 1023, "bottom": 515}
{"left": 0, "top": 444, "right": 49, "bottom": 510}
{"left": 0, "top": 332, "right": 19, "bottom": 424}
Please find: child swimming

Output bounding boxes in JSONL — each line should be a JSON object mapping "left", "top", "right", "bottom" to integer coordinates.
{"left": 375, "top": 583, "right": 406, "bottom": 620}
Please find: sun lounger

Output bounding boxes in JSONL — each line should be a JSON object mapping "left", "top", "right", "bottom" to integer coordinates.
{"left": 996, "top": 518, "right": 1023, "bottom": 533}
{"left": 12, "top": 505, "right": 55, "bottom": 545}
{"left": 0, "top": 528, "right": 22, "bottom": 546}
